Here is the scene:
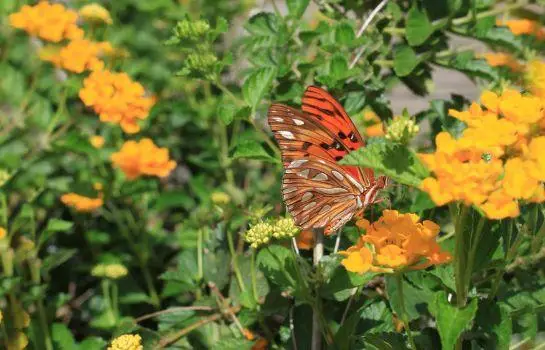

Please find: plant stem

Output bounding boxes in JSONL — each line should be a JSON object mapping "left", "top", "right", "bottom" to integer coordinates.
{"left": 251, "top": 249, "right": 258, "bottom": 302}
{"left": 453, "top": 204, "right": 470, "bottom": 307}
{"left": 396, "top": 274, "right": 417, "bottom": 350}
{"left": 140, "top": 261, "right": 161, "bottom": 308}
{"left": 227, "top": 229, "right": 246, "bottom": 292}
{"left": 312, "top": 228, "right": 324, "bottom": 350}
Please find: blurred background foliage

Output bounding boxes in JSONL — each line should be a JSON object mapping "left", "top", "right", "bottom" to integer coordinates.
{"left": 1, "top": 0, "right": 545, "bottom": 349}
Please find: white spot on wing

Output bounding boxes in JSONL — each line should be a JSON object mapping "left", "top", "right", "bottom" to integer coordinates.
{"left": 319, "top": 205, "right": 332, "bottom": 215}
{"left": 316, "top": 187, "right": 348, "bottom": 194}
{"left": 356, "top": 196, "right": 362, "bottom": 208}
{"left": 279, "top": 131, "right": 295, "bottom": 140}
{"left": 332, "top": 170, "right": 344, "bottom": 181}
{"left": 283, "top": 187, "right": 298, "bottom": 193}
{"left": 302, "top": 192, "right": 313, "bottom": 201}
{"left": 272, "top": 117, "right": 284, "bottom": 122}
{"left": 298, "top": 169, "right": 310, "bottom": 179}
{"left": 288, "top": 159, "right": 308, "bottom": 168}
{"left": 312, "top": 173, "right": 328, "bottom": 181}
{"left": 303, "top": 202, "right": 317, "bottom": 211}
{"left": 292, "top": 118, "right": 304, "bottom": 125}
{"left": 346, "top": 173, "right": 364, "bottom": 193}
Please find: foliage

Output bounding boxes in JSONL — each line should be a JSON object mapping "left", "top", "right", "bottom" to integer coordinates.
{"left": 1, "top": 0, "right": 545, "bottom": 349}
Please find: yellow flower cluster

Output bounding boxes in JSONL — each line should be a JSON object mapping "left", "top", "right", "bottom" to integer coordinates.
{"left": 211, "top": 191, "right": 231, "bottom": 205}
{"left": 108, "top": 334, "right": 143, "bottom": 350}
{"left": 385, "top": 114, "right": 420, "bottom": 144}
{"left": 79, "top": 3, "right": 113, "bottom": 25}
{"left": 341, "top": 210, "right": 451, "bottom": 274}
{"left": 244, "top": 217, "right": 300, "bottom": 248}
{"left": 111, "top": 139, "right": 176, "bottom": 180}
{"left": 497, "top": 19, "right": 545, "bottom": 40}
{"left": 527, "top": 60, "right": 545, "bottom": 98}
{"left": 41, "top": 39, "right": 112, "bottom": 73}
{"left": 481, "top": 52, "right": 523, "bottom": 72}
{"left": 91, "top": 263, "right": 128, "bottom": 279}
{"left": 61, "top": 193, "right": 103, "bottom": 212}
{"left": 421, "top": 89, "right": 545, "bottom": 219}
{"left": 79, "top": 70, "right": 155, "bottom": 133}
{"left": 9, "top": 1, "right": 84, "bottom": 42}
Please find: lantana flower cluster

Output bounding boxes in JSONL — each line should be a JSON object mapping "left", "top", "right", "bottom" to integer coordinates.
{"left": 9, "top": 2, "right": 83, "bottom": 42}
{"left": 61, "top": 192, "right": 103, "bottom": 212}
{"left": 421, "top": 89, "right": 545, "bottom": 219}
{"left": 111, "top": 139, "right": 177, "bottom": 180}
{"left": 108, "top": 334, "right": 143, "bottom": 350}
{"left": 40, "top": 39, "right": 112, "bottom": 73}
{"left": 79, "top": 70, "right": 155, "bottom": 133}
{"left": 341, "top": 210, "right": 451, "bottom": 274}
{"left": 244, "top": 217, "right": 300, "bottom": 248}
{"left": 497, "top": 18, "right": 545, "bottom": 40}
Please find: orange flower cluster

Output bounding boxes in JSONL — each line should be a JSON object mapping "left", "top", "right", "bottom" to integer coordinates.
{"left": 497, "top": 19, "right": 545, "bottom": 40}
{"left": 9, "top": 1, "right": 83, "bottom": 42}
{"left": 481, "top": 52, "right": 523, "bottom": 72}
{"left": 340, "top": 210, "right": 451, "bottom": 274}
{"left": 111, "top": 139, "right": 176, "bottom": 180}
{"left": 61, "top": 193, "right": 103, "bottom": 212}
{"left": 79, "top": 70, "right": 155, "bottom": 133}
{"left": 362, "top": 111, "right": 385, "bottom": 137}
{"left": 421, "top": 89, "right": 545, "bottom": 219}
{"left": 41, "top": 39, "right": 112, "bottom": 73}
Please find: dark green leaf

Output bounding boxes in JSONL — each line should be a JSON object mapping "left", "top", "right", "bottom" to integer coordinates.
{"left": 393, "top": 45, "right": 419, "bottom": 77}
{"left": 429, "top": 292, "right": 478, "bottom": 350}
{"left": 335, "top": 21, "right": 356, "bottom": 45}
{"left": 386, "top": 275, "right": 433, "bottom": 321}
{"left": 339, "top": 141, "right": 429, "bottom": 187}
{"left": 406, "top": 7, "right": 434, "bottom": 46}
{"left": 242, "top": 67, "right": 276, "bottom": 110}
{"left": 475, "top": 301, "right": 511, "bottom": 350}
{"left": 232, "top": 140, "right": 278, "bottom": 163}
{"left": 42, "top": 249, "right": 77, "bottom": 274}
{"left": 287, "top": 0, "right": 310, "bottom": 19}
{"left": 51, "top": 323, "right": 77, "bottom": 350}
{"left": 362, "top": 332, "right": 409, "bottom": 350}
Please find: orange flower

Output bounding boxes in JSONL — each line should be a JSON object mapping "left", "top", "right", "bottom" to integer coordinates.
{"left": 252, "top": 338, "right": 269, "bottom": 350}
{"left": 9, "top": 2, "right": 83, "bottom": 43}
{"left": 340, "top": 210, "right": 451, "bottom": 274}
{"left": 366, "top": 123, "right": 385, "bottom": 137}
{"left": 41, "top": 39, "right": 112, "bottom": 73}
{"left": 111, "top": 139, "right": 176, "bottom": 180}
{"left": 296, "top": 229, "right": 314, "bottom": 250}
{"left": 496, "top": 19, "right": 544, "bottom": 39}
{"left": 481, "top": 52, "right": 523, "bottom": 72}
{"left": 79, "top": 70, "right": 155, "bottom": 133}
{"left": 526, "top": 60, "right": 545, "bottom": 98}
{"left": 363, "top": 110, "right": 385, "bottom": 137}
{"left": 89, "top": 135, "right": 105, "bottom": 148}
{"left": 61, "top": 193, "right": 103, "bottom": 212}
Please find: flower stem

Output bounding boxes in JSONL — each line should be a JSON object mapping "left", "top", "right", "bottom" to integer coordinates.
{"left": 312, "top": 228, "right": 324, "bottom": 350}
{"left": 396, "top": 273, "right": 417, "bottom": 350}
{"left": 227, "top": 229, "right": 246, "bottom": 292}
{"left": 453, "top": 204, "right": 470, "bottom": 307}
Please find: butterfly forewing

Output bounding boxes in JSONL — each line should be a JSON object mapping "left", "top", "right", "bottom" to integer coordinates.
{"left": 282, "top": 158, "right": 364, "bottom": 235}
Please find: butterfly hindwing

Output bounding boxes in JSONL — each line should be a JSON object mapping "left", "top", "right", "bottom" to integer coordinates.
{"left": 282, "top": 158, "right": 365, "bottom": 235}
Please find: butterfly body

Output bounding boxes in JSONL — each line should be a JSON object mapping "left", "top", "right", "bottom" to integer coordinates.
{"left": 268, "top": 86, "right": 389, "bottom": 235}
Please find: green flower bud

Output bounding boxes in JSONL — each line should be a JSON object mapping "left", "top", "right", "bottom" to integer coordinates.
{"left": 244, "top": 222, "right": 274, "bottom": 249}
{"left": 211, "top": 191, "right": 230, "bottom": 205}
{"left": 92, "top": 263, "right": 128, "bottom": 279}
{"left": 272, "top": 217, "right": 299, "bottom": 239}
{"left": 385, "top": 114, "right": 420, "bottom": 144}
{"left": 175, "top": 19, "right": 211, "bottom": 40}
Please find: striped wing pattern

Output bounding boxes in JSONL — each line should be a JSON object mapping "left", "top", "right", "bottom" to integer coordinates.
{"left": 282, "top": 158, "right": 365, "bottom": 235}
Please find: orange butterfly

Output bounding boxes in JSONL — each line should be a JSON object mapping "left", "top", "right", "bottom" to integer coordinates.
{"left": 268, "top": 86, "right": 389, "bottom": 235}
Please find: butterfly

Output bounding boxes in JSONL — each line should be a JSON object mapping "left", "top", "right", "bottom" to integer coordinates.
{"left": 268, "top": 86, "right": 389, "bottom": 235}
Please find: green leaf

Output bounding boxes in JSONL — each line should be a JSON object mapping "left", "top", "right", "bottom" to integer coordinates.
{"left": 52, "top": 323, "right": 77, "bottom": 350}
{"left": 393, "top": 45, "right": 419, "bottom": 77}
{"left": 335, "top": 21, "right": 356, "bottom": 45}
{"left": 217, "top": 102, "right": 236, "bottom": 125}
{"left": 429, "top": 292, "right": 478, "bottom": 350}
{"left": 339, "top": 141, "right": 429, "bottom": 187}
{"left": 257, "top": 245, "right": 307, "bottom": 298}
{"left": 42, "top": 249, "right": 77, "bottom": 274}
{"left": 329, "top": 53, "right": 349, "bottom": 81}
{"left": 405, "top": 7, "right": 434, "bottom": 46}
{"left": 320, "top": 256, "right": 375, "bottom": 301}
{"left": 232, "top": 140, "right": 278, "bottom": 163}
{"left": 475, "top": 301, "right": 511, "bottom": 350}
{"left": 286, "top": 0, "right": 310, "bottom": 19}
{"left": 153, "top": 191, "right": 195, "bottom": 211}
{"left": 385, "top": 275, "right": 433, "bottom": 321}
{"left": 362, "top": 332, "right": 409, "bottom": 350}
{"left": 429, "top": 264, "right": 455, "bottom": 291}
{"left": 39, "top": 219, "right": 74, "bottom": 247}
{"left": 79, "top": 337, "right": 107, "bottom": 350}
{"left": 242, "top": 67, "right": 276, "bottom": 110}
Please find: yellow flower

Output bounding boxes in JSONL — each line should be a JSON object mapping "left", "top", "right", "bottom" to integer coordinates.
{"left": 385, "top": 114, "right": 419, "bottom": 144}
{"left": 0, "top": 227, "right": 6, "bottom": 240}
{"left": 479, "top": 189, "right": 520, "bottom": 220}
{"left": 61, "top": 193, "right": 103, "bottom": 212}
{"left": 502, "top": 157, "right": 540, "bottom": 199}
{"left": 526, "top": 60, "right": 545, "bottom": 98}
{"left": 79, "top": 70, "right": 155, "bottom": 134}
{"left": 340, "top": 210, "right": 451, "bottom": 273}
{"left": 108, "top": 334, "right": 143, "bottom": 350}
{"left": 8, "top": 331, "right": 29, "bottom": 350}
{"left": 480, "top": 52, "right": 523, "bottom": 72}
{"left": 110, "top": 139, "right": 176, "bottom": 180}
{"left": 244, "top": 222, "right": 274, "bottom": 248}
{"left": 362, "top": 110, "right": 385, "bottom": 137}
{"left": 41, "top": 39, "right": 112, "bottom": 73}
{"left": 211, "top": 191, "right": 230, "bottom": 205}
{"left": 9, "top": 2, "right": 84, "bottom": 42}
{"left": 79, "top": 3, "right": 113, "bottom": 25}
{"left": 92, "top": 263, "right": 128, "bottom": 279}
{"left": 89, "top": 135, "right": 105, "bottom": 148}
{"left": 272, "top": 217, "right": 299, "bottom": 239}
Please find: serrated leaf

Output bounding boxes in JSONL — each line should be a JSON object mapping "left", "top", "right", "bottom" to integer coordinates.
{"left": 232, "top": 140, "right": 278, "bottom": 163}
{"left": 287, "top": 0, "right": 310, "bottom": 19}
{"left": 429, "top": 292, "right": 478, "bottom": 350}
{"left": 339, "top": 141, "right": 429, "bottom": 187}
{"left": 335, "top": 21, "right": 356, "bottom": 45}
{"left": 393, "top": 45, "right": 419, "bottom": 77}
{"left": 406, "top": 7, "right": 433, "bottom": 46}
{"left": 242, "top": 67, "right": 276, "bottom": 110}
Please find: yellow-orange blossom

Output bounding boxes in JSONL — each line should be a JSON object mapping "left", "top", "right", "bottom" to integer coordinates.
{"left": 111, "top": 139, "right": 176, "bottom": 180}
